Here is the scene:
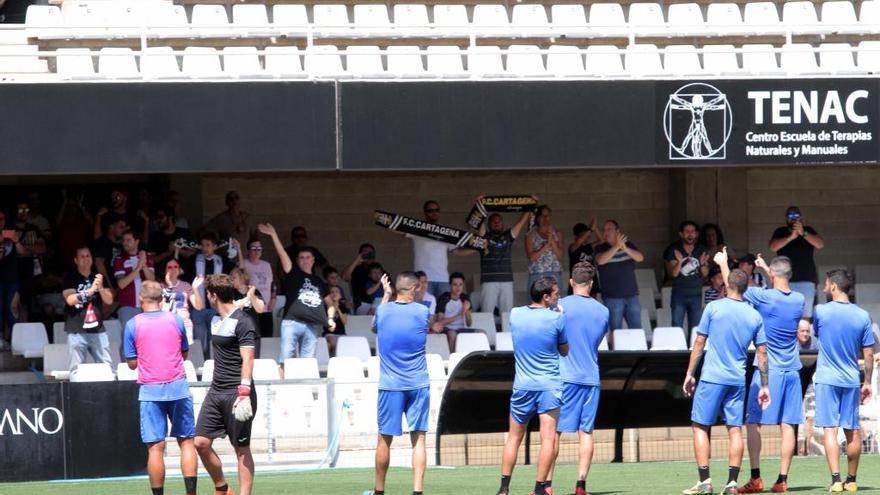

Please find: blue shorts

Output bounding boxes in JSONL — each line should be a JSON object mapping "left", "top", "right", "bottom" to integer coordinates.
{"left": 140, "top": 397, "right": 195, "bottom": 444}
{"left": 691, "top": 381, "right": 745, "bottom": 427}
{"left": 747, "top": 369, "right": 803, "bottom": 425}
{"left": 558, "top": 383, "right": 600, "bottom": 433}
{"left": 814, "top": 383, "right": 860, "bottom": 430}
{"left": 378, "top": 387, "right": 430, "bottom": 436}
{"left": 510, "top": 388, "right": 562, "bottom": 425}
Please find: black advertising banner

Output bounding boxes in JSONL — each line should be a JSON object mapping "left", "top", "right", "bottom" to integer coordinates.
{"left": 656, "top": 79, "right": 878, "bottom": 165}
{"left": 0, "top": 384, "right": 65, "bottom": 481}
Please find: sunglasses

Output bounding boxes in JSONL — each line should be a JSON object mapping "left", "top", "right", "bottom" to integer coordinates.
{"left": 787, "top": 213, "right": 802, "bottom": 219}
{"left": 249, "top": 247, "right": 263, "bottom": 251}
{"left": 17, "top": 208, "right": 28, "bottom": 213}
{"left": 293, "top": 234, "right": 307, "bottom": 239}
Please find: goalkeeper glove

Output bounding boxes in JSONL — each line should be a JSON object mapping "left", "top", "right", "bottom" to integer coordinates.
{"left": 232, "top": 381, "right": 253, "bottom": 422}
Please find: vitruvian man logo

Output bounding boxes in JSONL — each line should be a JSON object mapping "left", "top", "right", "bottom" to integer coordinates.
{"left": 663, "top": 83, "right": 733, "bottom": 160}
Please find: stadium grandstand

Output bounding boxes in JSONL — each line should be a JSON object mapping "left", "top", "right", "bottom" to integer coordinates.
{"left": 1, "top": 0, "right": 880, "bottom": 493}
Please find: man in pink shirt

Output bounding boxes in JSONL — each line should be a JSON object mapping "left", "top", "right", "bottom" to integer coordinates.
{"left": 124, "top": 280, "right": 197, "bottom": 495}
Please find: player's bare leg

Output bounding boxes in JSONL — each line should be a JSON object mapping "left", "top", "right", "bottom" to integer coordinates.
{"left": 498, "top": 415, "right": 527, "bottom": 494}
{"left": 845, "top": 429, "right": 861, "bottom": 479}
{"left": 546, "top": 433, "right": 561, "bottom": 484}
{"left": 692, "top": 423, "right": 711, "bottom": 468}
{"left": 824, "top": 426, "right": 841, "bottom": 475}
{"left": 578, "top": 430, "right": 595, "bottom": 483}
{"left": 146, "top": 440, "right": 166, "bottom": 492}
{"left": 374, "top": 434, "right": 393, "bottom": 493}
{"left": 779, "top": 423, "right": 796, "bottom": 477}
{"left": 195, "top": 436, "right": 229, "bottom": 492}
{"left": 178, "top": 437, "right": 198, "bottom": 495}
{"left": 411, "top": 431, "right": 427, "bottom": 492}
{"left": 235, "top": 446, "right": 255, "bottom": 495}
{"left": 534, "top": 409, "right": 560, "bottom": 494}
{"left": 745, "top": 423, "right": 761, "bottom": 471}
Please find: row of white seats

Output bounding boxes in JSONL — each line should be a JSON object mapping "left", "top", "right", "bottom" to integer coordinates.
{"left": 44, "top": 42, "right": 880, "bottom": 80}
{"left": 23, "top": 1, "right": 880, "bottom": 41}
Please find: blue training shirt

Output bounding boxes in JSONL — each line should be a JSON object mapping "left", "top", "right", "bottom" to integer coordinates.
{"left": 510, "top": 305, "right": 567, "bottom": 391}
{"left": 558, "top": 295, "right": 609, "bottom": 386}
{"left": 697, "top": 297, "right": 766, "bottom": 386}
{"left": 375, "top": 301, "right": 430, "bottom": 391}
{"left": 743, "top": 287, "right": 804, "bottom": 371}
{"left": 814, "top": 301, "right": 875, "bottom": 388}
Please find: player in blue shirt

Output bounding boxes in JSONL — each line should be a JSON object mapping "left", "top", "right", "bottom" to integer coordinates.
{"left": 716, "top": 249, "right": 803, "bottom": 493}
{"left": 548, "top": 262, "right": 608, "bottom": 495}
{"left": 683, "top": 264, "right": 770, "bottom": 495}
{"left": 813, "top": 269, "right": 874, "bottom": 492}
{"left": 371, "top": 271, "right": 431, "bottom": 495}
{"left": 497, "top": 277, "right": 568, "bottom": 495}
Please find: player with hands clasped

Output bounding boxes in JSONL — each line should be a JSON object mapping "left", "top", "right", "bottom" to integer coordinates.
{"left": 812, "top": 268, "right": 874, "bottom": 492}
{"left": 682, "top": 252, "right": 770, "bottom": 495}
{"left": 194, "top": 274, "right": 258, "bottom": 495}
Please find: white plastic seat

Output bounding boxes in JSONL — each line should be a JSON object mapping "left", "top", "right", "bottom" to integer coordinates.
{"left": 252, "top": 358, "right": 280, "bottom": 380}
{"left": 598, "top": 336, "right": 609, "bottom": 351}
{"left": 55, "top": 48, "right": 97, "bottom": 79}
{"left": 635, "top": 269, "right": 659, "bottom": 299}
{"left": 547, "top": 45, "right": 585, "bottom": 76}
{"left": 393, "top": 4, "right": 430, "bottom": 37}
{"left": 353, "top": 4, "right": 393, "bottom": 37}
{"left": 61, "top": 1, "right": 111, "bottom": 39}
{"left": 139, "top": 46, "right": 181, "bottom": 79}
{"left": 12, "top": 322, "right": 48, "bottom": 358}
{"left": 346, "top": 45, "right": 386, "bottom": 78}
{"left": 511, "top": 4, "right": 553, "bottom": 37}
{"left": 744, "top": 2, "right": 781, "bottom": 34}
{"left": 316, "top": 338, "right": 330, "bottom": 368}
{"left": 781, "top": 43, "right": 821, "bottom": 74}
{"left": 589, "top": 3, "right": 627, "bottom": 37}
{"left": 506, "top": 44, "right": 547, "bottom": 77}
{"left": 468, "top": 46, "right": 508, "bottom": 77}
{"left": 25, "top": 5, "right": 63, "bottom": 39}
{"left": 183, "top": 360, "right": 198, "bottom": 382}
{"left": 703, "top": 44, "right": 740, "bottom": 75}
{"left": 304, "top": 45, "right": 348, "bottom": 78}
{"left": 822, "top": 1, "right": 858, "bottom": 32}
{"left": 611, "top": 329, "right": 648, "bottom": 351}
{"left": 667, "top": 3, "right": 705, "bottom": 35}
{"left": 495, "top": 332, "right": 513, "bottom": 351}
{"left": 336, "top": 336, "right": 372, "bottom": 362}
{"left": 182, "top": 47, "right": 224, "bottom": 78}
{"left": 469, "top": 312, "right": 498, "bottom": 346}
{"left": 447, "top": 351, "right": 466, "bottom": 375}
{"left": 313, "top": 4, "right": 351, "bottom": 37}
{"left": 455, "top": 332, "right": 490, "bottom": 353}
{"left": 146, "top": 3, "right": 189, "bottom": 38}
{"left": 782, "top": 1, "right": 819, "bottom": 29}
{"left": 201, "top": 359, "right": 214, "bottom": 382}
{"left": 265, "top": 46, "right": 306, "bottom": 78}
{"left": 857, "top": 41, "right": 880, "bottom": 72}
{"left": 97, "top": 47, "right": 138, "bottom": 78}
{"left": 426, "top": 333, "right": 451, "bottom": 359}
{"left": 259, "top": 337, "right": 281, "bottom": 360}
{"left": 43, "top": 343, "right": 70, "bottom": 380}
{"left": 426, "top": 353, "right": 446, "bottom": 380}
{"left": 856, "top": 283, "right": 880, "bottom": 304}
{"left": 625, "top": 44, "right": 663, "bottom": 76}
{"left": 664, "top": 45, "right": 703, "bottom": 75}
{"left": 366, "top": 355, "right": 380, "bottom": 379}
{"left": 861, "top": 0, "right": 880, "bottom": 24}
{"left": 70, "top": 362, "right": 115, "bottom": 382}
{"left": 550, "top": 4, "right": 588, "bottom": 36}
{"left": 656, "top": 307, "right": 672, "bottom": 328}
{"left": 0, "top": 45, "right": 48, "bottom": 74}
{"left": 426, "top": 46, "right": 467, "bottom": 77}
{"left": 819, "top": 43, "right": 860, "bottom": 73}
{"left": 191, "top": 4, "right": 234, "bottom": 38}
{"left": 585, "top": 45, "right": 625, "bottom": 76}
{"left": 387, "top": 45, "right": 429, "bottom": 78}
{"left": 346, "top": 314, "right": 376, "bottom": 346}
{"left": 650, "top": 327, "right": 687, "bottom": 350}
{"left": 472, "top": 4, "right": 510, "bottom": 37}
{"left": 433, "top": 5, "right": 469, "bottom": 37}
{"left": 272, "top": 5, "right": 309, "bottom": 36}
{"left": 856, "top": 265, "right": 880, "bottom": 283}
{"left": 706, "top": 4, "right": 744, "bottom": 35}
{"left": 327, "top": 356, "right": 366, "bottom": 380}
{"left": 628, "top": 3, "right": 665, "bottom": 36}
{"left": 233, "top": 4, "right": 276, "bottom": 37}
{"left": 742, "top": 44, "right": 782, "bottom": 74}
{"left": 283, "top": 357, "right": 320, "bottom": 379}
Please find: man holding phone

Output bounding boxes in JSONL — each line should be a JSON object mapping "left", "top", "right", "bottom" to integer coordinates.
{"left": 62, "top": 246, "right": 115, "bottom": 370}
{"left": 769, "top": 207, "right": 825, "bottom": 318}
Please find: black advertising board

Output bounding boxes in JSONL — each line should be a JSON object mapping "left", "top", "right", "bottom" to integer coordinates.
{"left": 0, "top": 384, "right": 65, "bottom": 481}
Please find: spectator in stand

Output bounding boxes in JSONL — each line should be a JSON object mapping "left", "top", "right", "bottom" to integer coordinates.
{"left": 62, "top": 246, "right": 114, "bottom": 370}
{"left": 55, "top": 189, "right": 94, "bottom": 271}
{"left": 415, "top": 271, "right": 437, "bottom": 317}
{"left": 323, "top": 266, "right": 353, "bottom": 314}
{"left": 568, "top": 219, "right": 601, "bottom": 296}
{"left": 190, "top": 232, "right": 237, "bottom": 358}
{"left": 699, "top": 223, "right": 726, "bottom": 262}
{"left": 665, "top": 221, "right": 710, "bottom": 329}
{"left": 525, "top": 205, "right": 564, "bottom": 291}
{"left": 26, "top": 192, "right": 52, "bottom": 240}
{"left": 408, "top": 200, "right": 469, "bottom": 297}
{"left": 342, "top": 243, "right": 376, "bottom": 314}
{"left": 704, "top": 267, "right": 726, "bottom": 305}
{"left": 204, "top": 191, "right": 254, "bottom": 248}
{"left": 431, "top": 272, "right": 474, "bottom": 350}
{"left": 325, "top": 285, "right": 349, "bottom": 357}
{"left": 284, "top": 226, "right": 329, "bottom": 276}
{"left": 797, "top": 318, "right": 817, "bottom": 351}
{"left": 364, "top": 262, "right": 387, "bottom": 313}
{"left": 114, "top": 230, "right": 156, "bottom": 333}
{"left": 149, "top": 206, "right": 194, "bottom": 276}
{"left": 241, "top": 237, "right": 275, "bottom": 340}
{"left": 230, "top": 267, "right": 267, "bottom": 357}
{"left": 13, "top": 199, "right": 46, "bottom": 319}
{"left": 161, "top": 259, "right": 204, "bottom": 345}
{"left": 260, "top": 223, "right": 335, "bottom": 362}
{"left": 0, "top": 212, "right": 23, "bottom": 349}
{"left": 93, "top": 213, "right": 126, "bottom": 289}
{"left": 769, "top": 206, "right": 825, "bottom": 318}
{"left": 739, "top": 255, "right": 767, "bottom": 288}
{"left": 595, "top": 220, "right": 645, "bottom": 330}
{"left": 165, "top": 191, "right": 190, "bottom": 229}
{"left": 94, "top": 188, "right": 148, "bottom": 243}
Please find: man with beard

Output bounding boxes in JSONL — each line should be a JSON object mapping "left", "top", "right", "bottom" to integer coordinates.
{"left": 769, "top": 206, "right": 824, "bottom": 318}
{"left": 664, "top": 221, "right": 710, "bottom": 330}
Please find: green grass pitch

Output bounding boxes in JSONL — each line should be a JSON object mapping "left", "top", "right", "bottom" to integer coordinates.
{"left": 5, "top": 456, "right": 880, "bottom": 494}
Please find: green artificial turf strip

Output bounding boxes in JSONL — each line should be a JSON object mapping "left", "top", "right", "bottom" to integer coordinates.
{"left": 4, "top": 456, "right": 880, "bottom": 494}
